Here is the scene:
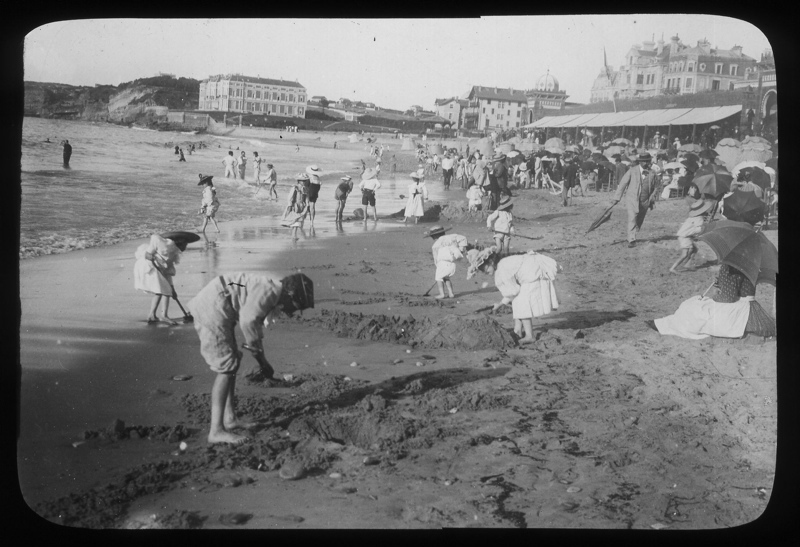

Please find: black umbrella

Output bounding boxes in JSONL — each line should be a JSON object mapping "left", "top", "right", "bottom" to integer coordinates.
{"left": 723, "top": 190, "right": 766, "bottom": 225}
{"left": 586, "top": 203, "right": 617, "bottom": 233}
{"left": 740, "top": 166, "right": 771, "bottom": 190}
{"left": 693, "top": 163, "right": 733, "bottom": 198}
{"left": 698, "top": 220, "right": 778, "bottom": 286}
{"left": 682, "top": 152, "right": 700, "bottom": 163}
{"left": 765, "top": 157, "right": 778, "bottom": 171}
{"left": 591, "top": 152, "right": 606, "bottom": 162}
{"left": 681, "top": 159, "right": 699, "bottom": 173}
{"left": 698, "top": 149, "right": 719, "bottom": 160}
{"left": 581, "top": 160, "right": 597, "bottom": 171}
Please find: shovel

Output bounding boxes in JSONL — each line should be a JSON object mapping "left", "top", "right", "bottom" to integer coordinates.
{"left": 171, "top": 288, "right": 194, "bottom": 323}
{"left": 494, "top": 231, "right": 541, "bottom": 241}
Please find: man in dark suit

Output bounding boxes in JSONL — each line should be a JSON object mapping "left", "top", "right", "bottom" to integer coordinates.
{"left": 612, "top": 152, "right": 661, "bottom": 248}
{"left": 563, "top": 156, "right": 580, "bottom": 206}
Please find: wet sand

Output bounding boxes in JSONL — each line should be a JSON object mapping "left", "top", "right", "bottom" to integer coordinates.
{"left": 19, "top": 153, "right": 779, "bottom": 529}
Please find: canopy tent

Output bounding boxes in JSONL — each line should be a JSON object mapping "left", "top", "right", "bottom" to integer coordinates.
{"left": 524, "top": 105, "right": 743, "bottom": 129}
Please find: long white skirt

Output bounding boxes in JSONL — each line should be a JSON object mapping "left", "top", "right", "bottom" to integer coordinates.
{"left": 134, "top": 258, "right": 173, "bottom": 296}
{"left": 435, "top": 260, "right": 457, "bottom": 281}
{"left": 404, "top": 195, "right": 425, "bottom": 218}
{"left": 512, "top": 279, "right": 558, "bottom": 319}
{"left": 654, "top": 295, "right": 751, "bottom": 339}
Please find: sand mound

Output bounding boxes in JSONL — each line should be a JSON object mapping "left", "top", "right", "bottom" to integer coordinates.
{"left": 314, "top": 310, "right": 516, "bottom": 349}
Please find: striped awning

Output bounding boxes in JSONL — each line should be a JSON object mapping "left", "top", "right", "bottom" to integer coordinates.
{"left": 524, "top": 105, "right": 742, "bottom": 129}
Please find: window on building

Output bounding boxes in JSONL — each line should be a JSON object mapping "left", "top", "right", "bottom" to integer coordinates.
{"left": 626, "top": 74, "right": 631, "bottom": 84}
{"left": 715, "top": 63, "right": 723, "bottom": 74}
{"left": 273, "top": 92, "right": 279, "bottom": 101}
{"left": 730, "top": 65, "right": 738, "bottom": 76}
{"left": 289, "top": 94, "right": 295, "bottom": 102}
{"left": 255, "top": 91, "right": 261, "bottom": 99}
{"left": 492, "top": 108, "right": 495, "bottom": 114}
{"left": 279, "top": 105, "right": 285, "bottom": 114}
{"left": 487, "top": 100, "right": 491, "bottom": 105}
{"left": 516, "top": 122, "right": 519, "bottom": 128}
{"left": 711, "top": 79, "right": 720, "bottom": 91}
{"left": 516, "top": 111, "right": 520, "bottom": 118}
{"left": 685, "top": 78, "right": 692, "bottom": 88}
{"left": 287, "top": 106, "right": 293, "bottom": 115}
{"left": 281, "top": 93, "right": 286, "bottom": 101}
{"left": 687, "top": 62, "right": 694, "bottom": 72}
{"left": 298, "top": 107, "right": 304, "bottom": 115}
{"left": 636, "top": 74, "right": 644, "bottom": 85}
{"left": 482, "top": 107, "right": 485, "bottom": 114}
{"left": 271, "top": 104, "right": 277, "bottom": 113}
{"left": 676, "top": 78, "right": 681, "bottom": 89}
{"left": 729, "top": 82, "right": 735, "bottom": 91}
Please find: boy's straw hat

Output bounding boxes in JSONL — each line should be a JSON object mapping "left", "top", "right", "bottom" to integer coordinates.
{"left": 306, "top": 165, "right": 322, "bottom": 176}
{"left": 362, "top": 168, "right": 378, "bottom": 180}
{"left": 496, "top": 196, "right": 514, "bottom": 210}
{"left": 198, "top": 173, "right": 214, "bottom": 186}
{"left": 688, "top": 198, "right": 714, "bottom": 217}
{"left": 423, "top": 225, "right": 451, "bottom": 238}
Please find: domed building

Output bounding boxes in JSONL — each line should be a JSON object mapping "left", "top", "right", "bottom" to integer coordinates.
{"left": 525, "top": 70, "right": 568, "bottom": 124}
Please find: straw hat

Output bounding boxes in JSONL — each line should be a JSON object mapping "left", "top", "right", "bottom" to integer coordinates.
{"left": 496, "top": 196, "right": 514, "bottom": 210}
{"left": 340, "top": 175, "right": 352, "bottom": 181}
{"left": 296, "top": 173, "right": 310, "bottom": 181}
{"left": 410, "top": 171, "right": 424, "bottom": 180}
{"left": 518, "top": 163, "right": 529, "bottom": 171}
{"left": 362, "top": 168, "right": 378, "bottom": 180}
{"left": 423, "top": 225, "right": 450, "bottom": 238}
{"left": 198, "top": 173, "right": 214, "bottom": 186}
{"left": 491, "top": 152, "right": 507, "bottom": 162}
{"left": 306, "top": 165, "right": 322, "bottom": 176}
{"left": 688, "top": 198, "right": 714, "bottom": 217}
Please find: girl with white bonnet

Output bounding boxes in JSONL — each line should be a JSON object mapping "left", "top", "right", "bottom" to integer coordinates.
{"left": 426, "top": 226, "right": 467, "bottom": 300}
{"left": 466, "top": 247, "right": 561, "bottom": 344}
{"left": 198, "top": 173, "right": 221, "bottom": 233}
{"left": 134, "top": 231, "right": 196, "bottom": 324}
{"left": 403, "top": 170, "right": 428, "bottom": 224}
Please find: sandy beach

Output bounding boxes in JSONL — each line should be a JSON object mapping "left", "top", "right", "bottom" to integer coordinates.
{"left": 18, "top": 139, "right": 780, "bottom": 530}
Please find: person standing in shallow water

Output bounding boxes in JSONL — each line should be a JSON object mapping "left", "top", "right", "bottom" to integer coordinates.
{"left": 198, "top": 174, "right": 221, "bottom": 233}
{"left": 62, "top": 139, "right": 72, "bottom": 167}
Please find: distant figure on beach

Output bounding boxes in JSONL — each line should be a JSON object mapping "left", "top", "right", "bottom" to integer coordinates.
{"left": 265, "top": 163, "right": 278, "bottom": 200}
{"left": 187, "top": 272, "right": 314, "bottom": 444}
{"left": 45, "top": 138, "right": 51, "bottom": 143}
{"left": 133, "top": 233, "right": 187, "bottom": 324}
{"left": 252, "top": 151, "right": 262, "bottom": 184}
{"left": 333, "top": 141, "right": 338, "bottom": 149}
{"left": 466, "top": 247, "right": 561, "bottom": 345}
{"left": 359, "top": 168, "right": 381, "bottom": 223}
{"left": 305, "top": 165, "right": 323, "bottom": 225}
{"left": 222, "top": 151, "right": 237, "bottom": 179}
{"left": 334, "top": 175, "right": 354, "bottom": 222}
{"left": 179, "top": 148, "right": 186, "bottom": 162}
{"left": 487, "top": 197, "right": 515, "bottom": 256}
{"left": 391, "top": 154, "right": 397, "bottom": 174}
{"left": 174, "top": 145, "right": 180, "bottom": 155}
{"left": 295, "top": 144, "right": 300, "bottom": 153}
{"left": 427, "top": 226, "right": 467, "bottom": 300}
{"left": 403, "top": 171, "right": 428, "bottom": 224}
{"left": 284, "top": 174, "right": 309, "bottom": 220}
{"left": 198, "top": 174, "right": 221, "bottom": 233}
{"left": 237, "top": 151, "right": 247, "bottom": 179}
{"left": 62, "top": 140, "right": 72, "bottom": 167}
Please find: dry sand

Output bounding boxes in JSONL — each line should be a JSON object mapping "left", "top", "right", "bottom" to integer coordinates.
{"left": 18, "top": 148, "right": 780, "bottom": 530}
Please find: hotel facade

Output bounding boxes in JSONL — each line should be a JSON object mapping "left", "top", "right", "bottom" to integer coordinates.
{"left": 198, "top": 74, "right": 308, "bottom": 118}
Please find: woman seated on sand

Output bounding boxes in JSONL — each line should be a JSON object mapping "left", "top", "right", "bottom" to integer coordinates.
{"left": 466, "top": 246, "right": 561, "bottom": 344}
{"left": 403, "top": 171, "right": 428, "bottom": 224}
{"left": 653, "top": 264, "right": 776, "bottom": 340}
{"left": 134, "top": 233, "right": 188, "bottom": 324}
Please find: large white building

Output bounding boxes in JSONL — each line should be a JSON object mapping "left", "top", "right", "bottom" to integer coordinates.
{"left": 462, "top": 86, "right": 528, "bottom": 131}
{"left": 591, "top": 35, "right": 760, "bottom": 103}
{"left": 198, "top": 74, "right": 308, "bottom": 118}
{"left": 434, "top": 97, "right": 468, "bottom": 129}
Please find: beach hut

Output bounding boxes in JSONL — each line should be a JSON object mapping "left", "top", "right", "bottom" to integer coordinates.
{"left": 401, "top": 137, "right": 416, "bottom": 151}
{"left": 348, "top": 133, "right": 360, "bottom": 144}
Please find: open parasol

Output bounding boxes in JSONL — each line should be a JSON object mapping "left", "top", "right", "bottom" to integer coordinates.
{"left": 698, "top": 220, "right": 778, "bottom": 286}
{"left": 603, "top": 145, "right": 626, "bottom": 158}
{"left": 544, "top": 137, "right": 565, "bottom": 151}
{"left": 565, "top": 144, "right": 582, "bottom": 153}
{"left": 662, "top": 161, "right": 684, "bottom": 171}
{"left": 586, "top": 202, "right": 617, "bottom": 233}
{"left": 591, "top": 152, "right": 606, "bottom": 162}
{"left": 722, "top": 190, "right": 766, "bottom": 225}
{"left": 739, "top": 166, "right": 771, "bottom": 189}
{"left": 692, "top": 163, "right": 733, "bottom": 197}
{"left": 545, "top": 147, "right": 564, "bottom": 155}
{"left": 698, "top": 148, "right": 718, "bottom": 160}
{"left": 611, "top": 137, "right": 633, "bottom": 146}
{"left": 678, "top": 143, "right": 703, "bottom": 153}
{"left": 581, "top": 160, "right": 597, "bottom": 171}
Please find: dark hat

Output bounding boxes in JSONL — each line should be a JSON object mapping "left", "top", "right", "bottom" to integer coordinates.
{"left": 491, "top": 153, "right": 507, "bottom": 162}
{"left": 160, "top": 231, "right": 201, "bottom": 246}
{"left": 637, "top": 152, "right": 652, "bottom": 162}
{"left": 267, "top": 163, "right": 274, "bottom": 168}
{"left": 611, "top": 154, "right": 622, "bottom": 160}
{"left": 198, "top": 173, "right": 214, "bottom": 186}
{"left": 279, "top": 273, "right": 314, "bottom": 315}
{"left": 496, "top": 196, "right": 514, "bottom": 210}
{"left": 423, "top": 225, "right": 450, "bottom": 238}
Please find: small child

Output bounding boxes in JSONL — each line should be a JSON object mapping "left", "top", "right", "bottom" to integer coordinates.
{"left": 518, "top": 162, "right": 531, "bottom": 189}
{"left": 427, "top": 226, "right": 467, "bottom": 300}
{"left": 487, "top": 197, "right": 515, "bottom": 256}
{"left": 133, "top": 233, "right": 187, "bottom": 324}
{"left": 283, "top": 174, "right": 308, "bottom": 220}
{"left": 669, "top": 193, "right": 715, "bottom": 273}
{"left": 198, "top": 174, "right": 221, "bottom": 233}
{"left": 466, "top": 181, "right": 484, "bottom": 212}
{"left": 252, "top": 151, "right": 262, "bottom": 185}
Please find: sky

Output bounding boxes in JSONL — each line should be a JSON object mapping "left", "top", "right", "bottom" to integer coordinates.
{"left": 23, "top": 16, "right": 774, "bottom": 111}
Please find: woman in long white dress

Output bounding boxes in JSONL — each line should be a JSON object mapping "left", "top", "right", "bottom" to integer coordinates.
{"left": 134, "top": 234, "right": 185, "bottom": 324}
{"left": 466, "top": 247, "right": 561, "bottom": 344}
{"left": 404, "top": 171, "right": 428, "bottom": 224}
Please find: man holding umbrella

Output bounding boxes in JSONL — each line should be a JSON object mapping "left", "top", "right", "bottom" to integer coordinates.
{"left": 611, "top": 152, "right": 661, "bottom": 248}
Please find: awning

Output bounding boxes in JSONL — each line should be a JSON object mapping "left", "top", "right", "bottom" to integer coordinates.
{"left": 525, "top": 105, "right": 742, "bottom": 129}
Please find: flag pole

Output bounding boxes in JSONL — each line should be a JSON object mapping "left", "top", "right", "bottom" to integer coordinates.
{"left": 604, "top": 47, "right": 617, "bottom": 113}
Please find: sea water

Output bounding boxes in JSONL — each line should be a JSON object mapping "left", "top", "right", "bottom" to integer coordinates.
{"left": 21, "top": 117, "right": 438, "bottom": 258}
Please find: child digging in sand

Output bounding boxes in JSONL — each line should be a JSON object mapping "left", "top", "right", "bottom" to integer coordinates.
{"left": 188, "top": 272, "right": 314, "bottom": 444}
{"left": 669, "top": 193, "right": 715, "bottom": 273}
{"left": 133, "top": 232, "right": 191, "bottom": 324}
{"left": 426, "top": 225, "right": 467, "bottom": 299}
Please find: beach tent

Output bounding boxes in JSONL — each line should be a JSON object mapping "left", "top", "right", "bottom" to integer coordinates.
{"left": 348, "top": 133, "right": 360, "bottom": 143}
{"left": 401, "top": 137, "right": 416, "bottom": 151}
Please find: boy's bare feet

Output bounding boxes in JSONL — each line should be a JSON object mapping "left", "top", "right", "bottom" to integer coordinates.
{"left": 207, "top": 430, "right": 249, "bottom": 445}
{"left": 223, "top": 419, "right": 258, "bottom": 430}
{"left": 435, "top": 294, "right": 446, "bottom": 300}
{"left": 162, "top": 316, "right": 179, "bottom": 325}
{"left": 517, "top": 336, "right": 535, "bottom": 345}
